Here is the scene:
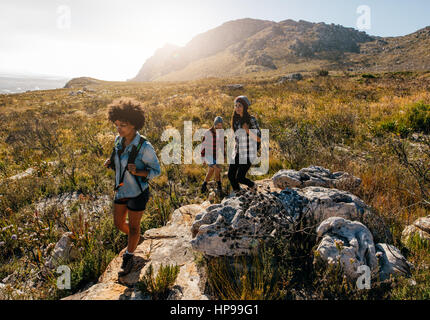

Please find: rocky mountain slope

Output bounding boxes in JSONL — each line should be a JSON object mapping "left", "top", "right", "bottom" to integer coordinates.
{"left": 132, "top": 18, "right": 430, "bottom": 82}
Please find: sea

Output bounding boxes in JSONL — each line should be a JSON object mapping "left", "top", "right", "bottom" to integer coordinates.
{"left": 0, "top": 73, "right": 70, "bottom": 94}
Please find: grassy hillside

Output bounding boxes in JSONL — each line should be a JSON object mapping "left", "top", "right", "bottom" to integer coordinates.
{"left": 0, "top": 70, "right": 429, "bottom": 299}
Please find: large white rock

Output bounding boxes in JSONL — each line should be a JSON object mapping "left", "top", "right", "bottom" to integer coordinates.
{"left": 191, "top": 184, "right": 372, "bottom": 257}
{"left": 272, "top": 166, "right": 361, "bottom": 190}
{"left": 315, "top": 217, "right": 378, "bottom": 280}
{"left": 315, "top": 217, "right": 412, "bottom": 281}
{"left": 297, "top": 186, "right": 370, "bottom": 226}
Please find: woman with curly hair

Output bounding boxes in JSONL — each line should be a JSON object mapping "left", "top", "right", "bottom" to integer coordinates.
{"left": 104, "top": 97, "right": 161, "bottom": 278}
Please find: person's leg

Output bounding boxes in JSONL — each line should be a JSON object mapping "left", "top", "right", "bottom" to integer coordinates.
{"left": 205, "top": 166, "right": 215, "bottom": 182}
{"left": 214, "top": 165, "right": 221, "bottom": 182}
{"left": 228, "top": 163, "right": 240, "bottom": 191}
{"left": 236, "top": 163, "right": 255, "bottom": 188}
{"left": 113, "top": 203, "right": 129, "bottom": 235}
{"left": 126, "top": 210, "right": 144, "bottom": 254}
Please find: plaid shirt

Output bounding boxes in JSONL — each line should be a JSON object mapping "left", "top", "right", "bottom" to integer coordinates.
{"left": 232, "top": 116, "right": 261, "bottom": 164}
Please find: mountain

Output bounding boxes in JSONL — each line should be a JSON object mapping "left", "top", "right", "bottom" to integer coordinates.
{"left": 131, "top": 18, "right": 430, "bottom": 82}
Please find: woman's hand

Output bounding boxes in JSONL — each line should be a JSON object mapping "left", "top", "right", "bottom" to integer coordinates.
{"left": 128, "top": 164, "right": 137, "bottom": 175}
{"left": 104, "top": 159, "right": 111, "bottom": 168}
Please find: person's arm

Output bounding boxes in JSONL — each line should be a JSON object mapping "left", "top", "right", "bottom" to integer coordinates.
{"left": 243, "top": 119, "right": 261, "bottom": 143}
{"left": 128, "top": 142, "right": 161, "bottom": 179}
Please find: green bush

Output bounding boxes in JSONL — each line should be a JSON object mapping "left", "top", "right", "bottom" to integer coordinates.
{"left": 406, "top": 102, "right": 430, "bottom": 134}
{"left": 362, "top": 73, "right": 376, "bottom": 79}
{"left": 136, "top": 264, "right": 180, "bottom": 300}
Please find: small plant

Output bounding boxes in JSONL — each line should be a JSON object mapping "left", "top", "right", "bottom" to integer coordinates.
{"left": 135, "top": 264, "right": 180, "bottom": 300}
{"left": 317, "top": 69, "right": 329, "bottom": 77}
{"left": 362, "top": 73, "right": 376, "bottom": 79}
{"left": 206, "top": 244, "right": 283, "bottom": 300}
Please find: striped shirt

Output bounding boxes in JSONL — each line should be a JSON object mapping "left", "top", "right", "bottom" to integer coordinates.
{"left": 232, "top": 116, "right": 261, "bottom": 164}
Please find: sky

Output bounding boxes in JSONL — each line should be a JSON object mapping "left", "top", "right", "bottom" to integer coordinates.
{"left": 1, "top": 0, "right": 429, "bottom": 81}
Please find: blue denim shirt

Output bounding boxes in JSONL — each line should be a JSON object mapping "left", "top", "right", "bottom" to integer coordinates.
{"left": 113, "top": 132, "right": 161, "bottom": 200}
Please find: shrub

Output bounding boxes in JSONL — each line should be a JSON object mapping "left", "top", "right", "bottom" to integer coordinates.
{"left": 206, "top": 244, "right": 284, "bottom": 300}
{"left": 406, "top": 102, "right": 430, "bottom": 134}
{"left": 362, "top": 73, "right": 376, "bottom": 79}
{"left": 317, "top": 70, "right": 329, "bottom": 77}
{"left": 136, "top": 264, "right": 180, "bottom": 300}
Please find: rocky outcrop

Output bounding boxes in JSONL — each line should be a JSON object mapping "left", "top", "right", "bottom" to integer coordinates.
{"left": 401, "top": 215, "right": 430, "bottom": 246}
{"left": 191, "top": 180, "right": 374, "bottom": 257}
{"left": 278, "top": 73, "right": 303, "bottom": 83}
{"left": 314, "top": 217, "right": 378, "bottom": 279}
{"left": 314, "top": 217, "right": 412, "bottom": 280}
{"left": 272, "top": 166, "right": 361, "bottom": 190}
{"left": 191, "top": 168, "right": 407, "bottom": 282}
{"left": 63, "top": 203, "right": 212, "bottom": 300}
{"left": 246, "top": 53, "right": 277, "bottom": 70}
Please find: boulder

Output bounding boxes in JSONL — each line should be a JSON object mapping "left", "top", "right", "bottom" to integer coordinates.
{"left": 315, "top": 217, "right": 411, "bottom": 281}
{"left": 315, "top": 217, "right": 378, "bottom": 279}
{"left": 296, "top": 186, "right": 371, "bottom": 226}
{"left": 191, "top": 182, "right": 373, "bottom": 257}
{"left": 375, "top": 243, "right": 412, "bottom": 280}
{"left": 278, "top": 73, "right": 303, "bottom": 83}
{"left": 63, "top": 202, "right": 212, "bottom": 300}
{"left": 192, "top": 185, "right": 298, "bottom": 257}
{"left": 272, "top": 166, "right": 361, "bottom": 190}
{"left": 223, "top": 84, "right": 244, "bottom": 90}
{"left": 401, "top": 215, "right": 430, "bottom": 246}
{"left": 45, "top": 232, "right": 79, "bottom": 269}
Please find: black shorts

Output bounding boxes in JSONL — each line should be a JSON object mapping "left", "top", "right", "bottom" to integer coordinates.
{"left": 114, "top": 187, "right": 150, "bottom": 212}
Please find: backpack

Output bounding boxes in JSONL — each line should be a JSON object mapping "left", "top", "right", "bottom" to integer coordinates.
{"left": 109, "top": 136, "right": 147, "bottom": 192}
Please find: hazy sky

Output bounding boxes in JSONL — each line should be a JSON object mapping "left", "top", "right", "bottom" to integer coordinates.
{"left": 1, "top": 0, "right": 429, "bottom": 81}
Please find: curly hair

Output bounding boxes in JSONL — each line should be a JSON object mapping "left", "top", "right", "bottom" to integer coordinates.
{"left": 107, "top": 97, "right": 145, "bottom": 131}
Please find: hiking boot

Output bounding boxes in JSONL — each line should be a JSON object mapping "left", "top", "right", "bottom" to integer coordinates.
{"left": 118, "top": 252, "right": 134, "bottom": 277}
{"left": 201, "top": 182, "right": 208, "bottom": 193}
{"left": 216, "top": 182, "right": 224, "bottom": 198}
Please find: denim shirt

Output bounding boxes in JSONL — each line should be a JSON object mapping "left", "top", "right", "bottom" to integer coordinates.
{"left": 113, "top": 132, "right": 161, "bottom": 200}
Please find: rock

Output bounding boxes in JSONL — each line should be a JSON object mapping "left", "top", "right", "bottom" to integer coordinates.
{"left": 272, "top": 166, "right": 361, "bottom": 190}
{"left": 191, "top": 185, "right": 301, "bottom": 257}
{"left": 8, "top": 168, "right": 36, "bottom": 180}
{"left": 246, "top": 54, "right": 277, "bottom": 70}
{"left": 191, "top": 180, "right": 374, "bottom": 257}
{"left": 223, "top": 84, "right": 244, "bottom": 90}
{"left": 401, "top": 215, "right": 430, "bottom": 246}
{"left": 375, "top": 243, "right": 413, "bottom": 280}
{"left": 315, "top": 217, "right": 378, "bottom": 279}
{"left": 63, "top": 203, "right": 211, "bottom": 300}
{"left": 34, "top": 192, "right": 111, "bottom": 218}
{"left": 45, "top": 232, "right": 79, "bottom": 269}
{"left": 296, "top": 186, "right": 371, "bottom": 226}
{"left": 278, "top": 73, "right": 303, "bottom": 83}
